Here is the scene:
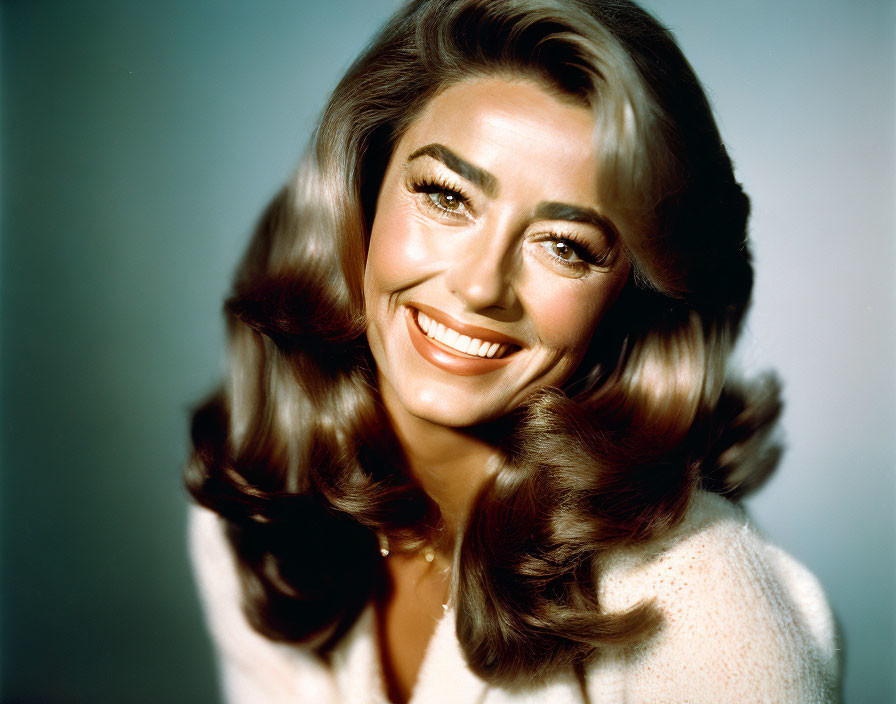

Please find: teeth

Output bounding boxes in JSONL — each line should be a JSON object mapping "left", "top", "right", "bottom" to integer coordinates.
{"left": 415, "top": 310, "right": 510, "bottom": 358}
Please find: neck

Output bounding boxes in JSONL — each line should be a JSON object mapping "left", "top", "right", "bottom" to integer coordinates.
{"left": 378, "top": 379, "right": 503, "bottom": 540}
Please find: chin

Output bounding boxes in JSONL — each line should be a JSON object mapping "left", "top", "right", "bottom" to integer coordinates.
{"left": 397, "top": 384, "right": 512, "bottom": 429}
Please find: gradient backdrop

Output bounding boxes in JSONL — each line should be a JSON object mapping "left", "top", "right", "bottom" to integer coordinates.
{"left": 2, "top": 1, "right": 894, "bottom": 702}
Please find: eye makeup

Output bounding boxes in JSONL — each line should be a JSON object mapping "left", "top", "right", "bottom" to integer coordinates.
{"left": 531, "top": 231, "right": 614, "bottom": 271}
{"left": 403, "top": 163, "right": 619, "bottom": 274}
{"left": 408, "top": 174, "right": 474, "bottom": 218}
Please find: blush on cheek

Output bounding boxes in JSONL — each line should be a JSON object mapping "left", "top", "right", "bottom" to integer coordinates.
{"left": 543, "top": 305, "right": 594, "bottom": 350}
{"left": 534, "top": 282, "right": 611, "bottom": 353}
{"left": 367, "top": 207, "right": 432, "bottom": 292}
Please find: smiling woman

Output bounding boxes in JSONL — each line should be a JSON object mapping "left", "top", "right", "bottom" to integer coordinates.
{"left": 366, "top": 78, "right": 629, "bottom": 428}
{"left": 185, "top": 1, "right": 840, "bottom": 702}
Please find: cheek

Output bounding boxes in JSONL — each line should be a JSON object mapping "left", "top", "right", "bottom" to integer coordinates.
{"left": 365, "top": 199, "right": 431, "bottom": 295}
{"left": 529, "top": 278, "right": 622, "bottom": 354}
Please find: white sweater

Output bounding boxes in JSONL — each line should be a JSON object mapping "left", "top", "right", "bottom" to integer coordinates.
{"left": 189, "top": 490, "right": 841, "bottom": 703}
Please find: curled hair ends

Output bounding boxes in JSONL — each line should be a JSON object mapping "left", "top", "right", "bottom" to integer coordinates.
{"left": 456, "top": 387, "right": 697, "bottom": 682}
{"left": 696, "top": 372, "right": 784, "bottom": 500}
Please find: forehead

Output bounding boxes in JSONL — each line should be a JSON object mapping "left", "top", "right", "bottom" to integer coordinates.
{"left": 394, "top": 76, "right": 601, "bottom": 201}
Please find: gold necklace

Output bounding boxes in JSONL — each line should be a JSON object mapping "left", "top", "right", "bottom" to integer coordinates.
{"left": 377, "top": 532, "right": 436, "bottom": 563}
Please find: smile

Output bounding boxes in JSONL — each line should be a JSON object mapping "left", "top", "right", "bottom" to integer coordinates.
{"left": 404, "top": 305, "right": 521, "bottom": 376}
{"left": 416, "top": 311, "right": 509, "bottom": 358}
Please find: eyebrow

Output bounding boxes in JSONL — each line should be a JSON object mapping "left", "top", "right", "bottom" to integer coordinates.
{"left": 406, "top": 143, "right": 616, "bottom": 236}
{"left": 407, "top": 143, "right": 498, "bottom": 197}
{"left": 533, "top": 202, "right": 617, "bottom": 237}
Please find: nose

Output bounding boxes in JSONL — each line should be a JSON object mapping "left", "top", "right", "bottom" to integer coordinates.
{"left": 445, "top": 218, "right": 519, "bottom": 312}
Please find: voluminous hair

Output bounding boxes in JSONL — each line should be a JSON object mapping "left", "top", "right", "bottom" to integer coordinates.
{"left": 187, "top": 0, "right": 782, "bottom": 685}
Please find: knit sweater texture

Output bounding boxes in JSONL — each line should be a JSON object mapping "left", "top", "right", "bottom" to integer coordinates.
{"left": 190, "top": 490, "right": 841, "bottom": 703}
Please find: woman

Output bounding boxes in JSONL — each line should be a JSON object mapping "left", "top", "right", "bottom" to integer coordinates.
{"left": 187, "top": 0, "right": 840, "bottom": 702}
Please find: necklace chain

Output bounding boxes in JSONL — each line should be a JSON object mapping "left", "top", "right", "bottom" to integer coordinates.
{"left": 377, "top": 532, "right": 435, "bottom": 562}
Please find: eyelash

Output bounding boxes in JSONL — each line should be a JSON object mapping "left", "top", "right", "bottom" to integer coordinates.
{"left": 409, "top": 176, "right": 612, "bottom": 270}
{"left": 410, "top": 176, "right": 471, "bottom": 217}
{"left": 541, "top": 233, "right": 612, "bottom": 270}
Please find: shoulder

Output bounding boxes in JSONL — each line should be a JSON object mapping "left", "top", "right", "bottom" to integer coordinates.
{"left": 595, "top": 491, "right": 841, "bottom": 703}
{"left": 188, "top": 505, "right": 338, "bottom": 703}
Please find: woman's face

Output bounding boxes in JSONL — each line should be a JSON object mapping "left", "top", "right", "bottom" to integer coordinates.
{"left": 364, "top": 76, "right": 629, "bottom": 428}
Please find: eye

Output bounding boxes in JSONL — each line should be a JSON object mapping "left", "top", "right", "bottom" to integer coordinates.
{"left": 541, "top": 238, "right": 583, "bottom": 264}
{"left": 410, "top": 177, "right": 472, "bottom": 218}
{"left": 426, "top": 190, "right": 467, "bottom": 215}
{"left": 532, "top": 232, "right": 614, "bottom": 273}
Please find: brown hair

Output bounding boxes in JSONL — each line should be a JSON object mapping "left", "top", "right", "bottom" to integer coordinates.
{"left": 187, "top": 0, "right": 782, "bottom": 684}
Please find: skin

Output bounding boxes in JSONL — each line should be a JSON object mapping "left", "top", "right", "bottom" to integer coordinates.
{"left": 363, "top": 76, "right": 630, "bottom": 703}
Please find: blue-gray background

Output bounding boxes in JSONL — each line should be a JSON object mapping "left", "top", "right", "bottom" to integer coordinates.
{"left": 2, "top": 1, "right": 893, "bottom": 702}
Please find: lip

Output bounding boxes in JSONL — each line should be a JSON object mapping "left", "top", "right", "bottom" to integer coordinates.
{"left": 404, "top": 306, "right": 519, "bottom": 376}
{"left": 411, "top": 303, "right": 525, "bottom": 348}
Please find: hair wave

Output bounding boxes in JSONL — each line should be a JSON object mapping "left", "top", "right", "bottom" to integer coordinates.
{"left": 186, "top": 0, "right": 782, "bottom": 685}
